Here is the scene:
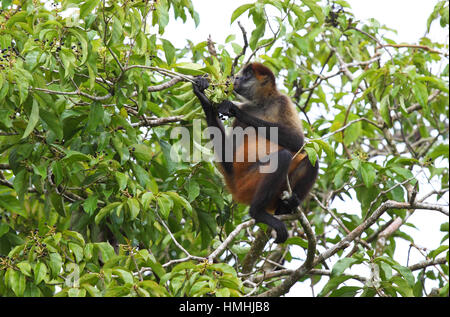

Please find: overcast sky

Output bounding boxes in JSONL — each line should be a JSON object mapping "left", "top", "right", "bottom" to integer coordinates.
{"left": 161, "top": 0, "right": 449, "bottom": 297}
{"left": 163, "top": 0, "right": 448, "bottom": 47}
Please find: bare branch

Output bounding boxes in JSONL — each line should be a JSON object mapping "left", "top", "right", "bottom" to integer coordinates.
{"left": 208, "top": 213, "right": 300, "bottom": 264}
{"left": 231, "top": 21, "right": 249, "bottom": 76}
{"left": 257, "top": 199, "right": 448, "bottom": 296}
{"left": 131, "top": 115, "right": 185, "bottom": 128}
{"left": 131, "top": 77, "right": 183, "bottom": 97}
{"left": 377, "top": 43, "right": 449, "bottom": 57}
{"left": 156, "top": 213, "right": 206, "bottom": 265}
{"left": 31, "top": 87, "right": 112, "bottom": 102}
{"left": 407, "top": 257, "right": 447, "bottom": 272}
{"left": 208, "top": 219, "right": 255, "bottom": 263}
{"left": 257, "top": 208, "right": 316, "bottom": 297}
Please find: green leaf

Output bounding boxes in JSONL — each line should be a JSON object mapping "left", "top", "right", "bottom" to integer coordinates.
{"left": 390, "top": 275, "right": 414, "bottom": 297}
{"left": 67, "top": 28, "right": 89, "bottom": 65}
{"left": 0, "top": 223, "right": 9, "bottom": 238}
{"left": 187, "top": 179, "right": 200, "bottom": 202}
{"left": 249, "top": 22, "right": 266, "bottom": 50}
{"left": 131, "top": 143, "right": 152, "bottom": 163}
{"left": 285, "top": 236, "right": 308, "bottom": 248}
{"left": 17, "top": 261, "right": 32, "bottom": 277}
{"left": 9, "top": 269, "right": 26, "bottom": 296}
{"left": 63, "top": 230, "right": 86, "bottom": 246}
{"left": 161, "top": 39, "right": 176, "bottom": 65}
{"left": 105, "top": 285, "right": 131, "bottom": 297}
{"left": 62, "top": 150, "right": 91, "bottom": 165}
{"left": 95, "top": 242, "right": 116, "bottom": 263}
{"left": 112, "top": 268, "right": 134, "bottom": 285}
{"left": 174, "top": 62, "right": 205, "bottom": 76}
{"left": 12, "top": 169, "right": 27, "bottom": 201}
{"left": 155, "top": 1, "right": 169, "bottom": 34}
{"left": 428, "top": 245, "right": 448, "bottom": 259}
{"left": 379, "top": 95, "right": 392, "bottom": 127}
{"left": 412, "top": 82, "right": 428, "bottom": 111}
{"left": 359, "top": 162, "right": 377, "bottom": 188}
{"left": 48, "top": 253, "right": 63, "bottom": 278}
{"left": 68, "top": 287, "right": 86, "bottom": 297}
{"left": 115, "top": 172, "right": 128, "bottom": 191}
{"left": 313, "top": 139, "right": 335, "bottom": 160}
{"left": 40, "top": 108, "right": 63, "bottom": 141}
{"left": 34, "top": 262, "right": 48, "bottom": 284}
{"left": 142, "top": 191, "right": 155, "bottom": 209}
{"left": 318, "top": 275, "right": 353, "bottom": 297}
{"left": 80, "top": 0, "right": 100, "bottom": 19}
{"left": 157, "top": 194, "right": 172, "bottom": 219}
{"left": 22, "top": 100, "right": 39, "bottom": 139}
{"left": 331, "top": 258, "right": 362, "bottom": 277}
{"left": 110, "top": 16, "right": 123, "bottom": 45}
{"left": 127, "top": 197, "right": 140, "bottom": 220}
{"left": 230, "top": 3, "right": 254, "bottom": 24}
{"left": 83, "top": 195, "right": 98, "bottom": 215}
{"left": 165, "top": 191, "right": 192, "bottom": 215}
{"left": 427, "top": 144, "right": 449, "bottom": 160}
{"left": 329, "top": 286, "right": 361, "bottom": 297}
{"left": 50, "top": 191, "right": 66, "bottom": 217}
{"left": 95, "top": 202, "right": 122, "bottom": 224}
{"left": 2, "top": 0, "right": 12, "bottom": 10}
{"left": 86, "top": 103, "right": 104, "bottom": 133}
{"left": 302, "top": 0, "right": 325, "bottom": 24}
{"left": 69, "top": 242, "right": 84, "bottom": 263}
{"left": 304, "top": 146, "right": 318, "bottom": 167}
{"left": 390, "top": 166, "right": 414, "bottom": 180}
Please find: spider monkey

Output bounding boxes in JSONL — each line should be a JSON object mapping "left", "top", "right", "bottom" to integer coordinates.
{"left": 192, "top": 63, "right": 318, "bottom": 243}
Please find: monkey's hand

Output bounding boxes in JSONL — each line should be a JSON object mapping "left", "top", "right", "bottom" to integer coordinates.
{"left": 217, "top": 100, "right": 237, "bottom": 118}
{"left": 192, "top": 76, "right": 209, "bottom": 96}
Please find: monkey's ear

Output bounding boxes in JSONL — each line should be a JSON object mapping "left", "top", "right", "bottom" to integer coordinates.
{"left": 251, "top": 63, "right": 276, "bottom": 86}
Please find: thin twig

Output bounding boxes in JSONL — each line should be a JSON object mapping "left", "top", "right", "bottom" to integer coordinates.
{"left": 231, "top": 21, "right": 249, "bottom": 75}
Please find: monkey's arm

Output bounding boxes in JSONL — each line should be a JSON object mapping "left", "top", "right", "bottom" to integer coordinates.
{"left": 192, "top": 78, "right": 233, "bottom": 175}
{"left": 217, "top": 100, "right": 304, "bottom": 152}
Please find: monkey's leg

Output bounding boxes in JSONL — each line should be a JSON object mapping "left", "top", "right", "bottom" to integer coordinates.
{"left": 249, "top": 149, "right": 293, "bottom": 243}
{"left": 274, "top": 194, "right": 301, "bottom": 215}
{"left": 275, "top": 156, "right": 319, "bottom": 215}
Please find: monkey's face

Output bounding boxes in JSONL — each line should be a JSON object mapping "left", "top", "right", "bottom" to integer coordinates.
{"left": 233, "top": 65, "right": 258, "bottom": 100}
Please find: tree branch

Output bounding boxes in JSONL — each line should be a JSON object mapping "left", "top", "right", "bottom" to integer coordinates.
{"left": 256, "top": 199, "right": 448, "bottom": 296}
{"left": 231, "top": 21, "right": 249, "bottom": 76}
{"left": 257, "top": 208, "right": 316, "bottom": 297}
{"left": 130, "top": 115, "right": 185, "bottom": 128}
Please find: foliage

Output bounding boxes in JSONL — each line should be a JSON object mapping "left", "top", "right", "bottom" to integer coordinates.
{"left": 0, "top": 0, "right": 448, "bottom": 297}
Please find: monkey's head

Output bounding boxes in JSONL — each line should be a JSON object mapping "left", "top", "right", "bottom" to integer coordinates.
{"left": 233, "top": 63, "right": 276, "bottom": 100}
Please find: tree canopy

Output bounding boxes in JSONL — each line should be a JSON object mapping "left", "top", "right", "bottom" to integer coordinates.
{"left": 0, "top": 0, "right": 448, "bottom": 297}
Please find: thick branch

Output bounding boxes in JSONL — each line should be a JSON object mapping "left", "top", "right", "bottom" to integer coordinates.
{"left": 257, "top": 208, "right": 316, "bottom": 297}
{"left": 131, "top": 77, "right": 182, "bottom": 97}
{"left": 257, "top": 199, "right": 448, "bottom": 297}
{"left": 241, "top": 229, "right": 271, "bottom": 274}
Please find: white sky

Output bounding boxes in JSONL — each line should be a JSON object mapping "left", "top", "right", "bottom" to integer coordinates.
{"left": 161, "top": 0, "right": 450, "bottom": 297}
{"left": 163, "top": 0, "right": 448, "bottom": 47}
